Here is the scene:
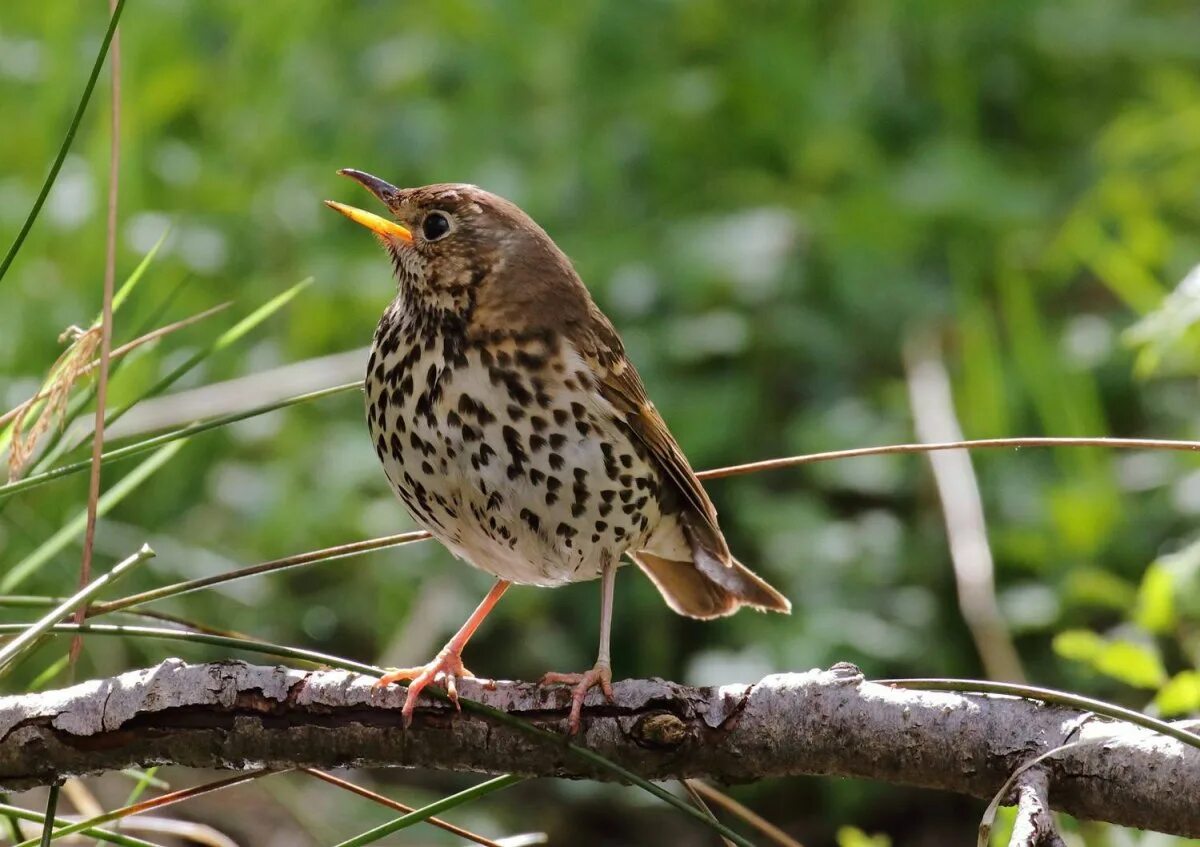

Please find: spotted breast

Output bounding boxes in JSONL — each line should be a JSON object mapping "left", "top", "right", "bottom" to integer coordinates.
{"left": 365, "top": 301, "right": 669, "bottom": 587}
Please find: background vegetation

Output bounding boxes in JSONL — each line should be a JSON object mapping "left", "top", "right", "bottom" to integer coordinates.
{"left": 3, "top": 0, "right": 1200, "bottom": 844}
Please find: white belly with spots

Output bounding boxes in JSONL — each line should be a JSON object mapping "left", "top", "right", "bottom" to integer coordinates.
{"left": 366, "top": 330, "right": 663, "bottom": 587}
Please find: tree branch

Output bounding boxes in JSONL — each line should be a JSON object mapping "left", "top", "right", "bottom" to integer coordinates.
{"left": 1007, "top": 769, "right": 1066, "bottom": 847}
{"left": 0, "top": 661, "right": 1196, "bottom": 837}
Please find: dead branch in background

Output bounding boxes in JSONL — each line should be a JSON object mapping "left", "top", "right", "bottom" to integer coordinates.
{"left": 904, "top": 331, "right": 1025, "bottom": 682}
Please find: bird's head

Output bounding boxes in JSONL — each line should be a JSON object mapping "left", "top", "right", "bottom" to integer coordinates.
{"left": 325, "top": 169, "right": 575, "bottom": 320}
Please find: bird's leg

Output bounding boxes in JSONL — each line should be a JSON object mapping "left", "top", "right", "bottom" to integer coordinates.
{"left": 540, "top": 558, "right": 618, "bottom": 734}
{"left": 376, "top": 578, "right": 510, "bottom": 726}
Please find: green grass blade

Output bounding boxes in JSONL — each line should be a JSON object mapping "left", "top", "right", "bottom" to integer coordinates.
{"left": 15, "top": 272, "right": 198, "bottom": 479}
{"left": 27, "top": 655, "right": 69, "bottom": 691}
{"left": 0, "top": 0, "right": 127, "bottom": 286}
{"left": 330, "top": 775, "right": 522, "bottom": 847}
{"left": 110, "top": 229, "right": 170, "bottom": 315}
{"left": 0, "top": 382, "right": 359, "bottom": 499}
{"left": 0, "top": 545, "right": 154, "bottom": 673}
{"left": 43, "top": 278, "right": 313, "bottom": 468}
{"left": 37, "top": 786, "right": 59, "bottom": 847}
{"left": 0, "top": 803, "right": 163, "bottom": 847}
{"left": 1, "top": 442, "right": 183, "bottom": 592}
{"left": 120, "top": 766, "right": 163, "bottom": 804}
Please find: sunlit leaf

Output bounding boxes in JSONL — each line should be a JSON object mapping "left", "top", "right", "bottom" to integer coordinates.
{"left": 1155, "top": 670, "right": 1200, "bottom": 717}
{"left": 1093, "top": 640, "right": 1167, "bottom": 689}
{"left": 836, "top": 826, "right": 891, "bottom": 847}
{"left": 1051, "top": 629, "right": 1106, "bottom": 663}
{"left": 1134, "top": 562, "right": 1176, "bottom": 635}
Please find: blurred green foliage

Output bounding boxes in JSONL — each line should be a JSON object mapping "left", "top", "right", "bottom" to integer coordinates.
{"left": 3, "top": 0, "right": 1200, "bottom": 844}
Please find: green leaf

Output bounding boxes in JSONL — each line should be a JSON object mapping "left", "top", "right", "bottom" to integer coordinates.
{"left": 1051, "top": 629, "right": 1107, "bottom": 663}
{"left": 1054, "top": 630, "right": 1168, "bottom": 689}
{"left": 1062, "top": 567, "right": 1136, "bottom": 610}
{"left": 1093, "top": 640, "right": 1167, "bottom": 689}
{"left": 1155, "top": 671, "right": 1200, "bottom": 717}
{"left": 1, "top": 442, "right": 183, "bottom": 592}
{"left": 837, "top": 826, "right": 891, "bottom": 847}
{"left": 1135, "top": 562, "right": 1176, "bottom": 634}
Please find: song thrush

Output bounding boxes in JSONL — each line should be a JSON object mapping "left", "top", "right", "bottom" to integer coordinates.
{"left": 326, "top": 170, "right": 790, "bottom": 733}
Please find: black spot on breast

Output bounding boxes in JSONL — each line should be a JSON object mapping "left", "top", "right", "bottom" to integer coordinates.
{"left": 553, "top": 409, "right": 569, "bottom": 426}
{"left": 520, "top": 508, "right": 541, "bottom": 532}
{"left": 548, "top": 453, "right": 564, "bottom": 471}
{"left": 530, "top": 415, "right": 548, "bottom": 432}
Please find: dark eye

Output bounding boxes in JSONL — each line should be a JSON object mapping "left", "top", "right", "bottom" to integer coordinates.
{"left": 421, "top": 211, "right": 452, "bottom": 241}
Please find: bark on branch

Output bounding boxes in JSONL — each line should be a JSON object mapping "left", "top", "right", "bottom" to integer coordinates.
{"left": 0, "top": 660, "right": 1196, "bottom": 838}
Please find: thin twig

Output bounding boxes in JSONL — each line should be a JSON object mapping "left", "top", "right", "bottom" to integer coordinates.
{"left": 301, "top": 768, "right": 508, "bottom": 847}
{"left": 693, "top": 436, "right": 1200, "bottom": 481}
{"left": 90, "top": 530, "right": 431, "bottom": 616}
{"left": 687, "top": 781, "right": 804, "bottom": 847}
{"left": 70, "top": 0, "right": 122, "bottom": 672}
{"left": 681, "top": 780, "right": 736, "bottom": 847}
{"left": 904, "top": 331, "right": 1024, "bottom": 682}
{"left": 1006, "top": 769, "right": 1066, "bottom": 847}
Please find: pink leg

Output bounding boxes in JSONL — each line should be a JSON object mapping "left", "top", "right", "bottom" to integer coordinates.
{"left": 540, "top": 559, "right": 618, "bottom": 733}
{"left": 376, "top": 579, "right": 510, "bottom": 726}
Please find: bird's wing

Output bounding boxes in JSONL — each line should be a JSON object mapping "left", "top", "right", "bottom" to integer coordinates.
{"left": 574, "top": 318, "right": 731, "bottom": 564}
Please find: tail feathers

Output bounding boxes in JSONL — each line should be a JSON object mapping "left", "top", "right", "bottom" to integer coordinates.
{"left": 632, "top": 551, "right": 791, "bottom": 620}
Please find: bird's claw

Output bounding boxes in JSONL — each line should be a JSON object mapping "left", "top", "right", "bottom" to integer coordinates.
{"left": 539, "top": 662, "right": 614, "bottom": 734}
{"left": 375, "top": 650, "right": 477, "bottom": 726}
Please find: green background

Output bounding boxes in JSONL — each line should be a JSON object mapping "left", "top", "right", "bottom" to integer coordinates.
{"left": 3, "top": 1, "right": 1200, "bottom": 843}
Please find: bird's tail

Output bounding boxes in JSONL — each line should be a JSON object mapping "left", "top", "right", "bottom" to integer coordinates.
{"left": 632, "top": 550, "right": 790, "bottom": 619}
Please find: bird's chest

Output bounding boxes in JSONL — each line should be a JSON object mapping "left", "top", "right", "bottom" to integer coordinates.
{"left": 364, "top": 319, "right": 662, "bottom": 586}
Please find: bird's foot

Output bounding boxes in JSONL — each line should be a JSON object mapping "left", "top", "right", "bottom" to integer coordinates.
{"left": 375, "top": 649, "right": 477, "bottom": 727}
{"left": 539, "top": 661, "right": 615, "bottom": 734}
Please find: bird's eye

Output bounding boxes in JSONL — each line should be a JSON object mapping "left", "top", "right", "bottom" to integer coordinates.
{"left": 421, "top": 211, "right": 452, "bottom": 242}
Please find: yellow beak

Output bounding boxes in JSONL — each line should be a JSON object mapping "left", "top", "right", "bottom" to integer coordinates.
{"left": 323, "top": 200, "right": 413, "bottom": 243}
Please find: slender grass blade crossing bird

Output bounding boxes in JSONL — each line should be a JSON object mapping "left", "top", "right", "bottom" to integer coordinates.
{"left": 326, "top": 170, "right": 791, "bottom": 733}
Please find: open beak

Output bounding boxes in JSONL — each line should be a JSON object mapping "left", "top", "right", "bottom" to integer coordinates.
{"left": 324, "top": 169, "right": 412, "bottom": 243}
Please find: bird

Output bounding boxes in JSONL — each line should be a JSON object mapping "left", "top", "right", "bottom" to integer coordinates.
{"left": 325, "top": 169, "right": 791, "bottom": 733}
